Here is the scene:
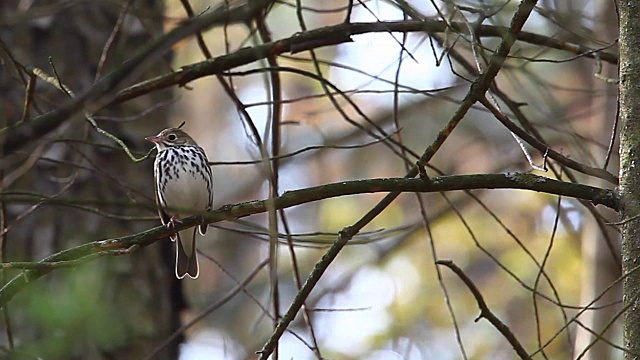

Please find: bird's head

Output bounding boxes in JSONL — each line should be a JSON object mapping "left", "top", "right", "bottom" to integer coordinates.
{"left": 145, "top": 128, "right": 198, "bottom": 150}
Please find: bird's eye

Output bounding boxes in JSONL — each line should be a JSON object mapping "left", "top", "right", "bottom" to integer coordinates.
{"left": 167, "top": 134, "right": 177, "bottom": 141}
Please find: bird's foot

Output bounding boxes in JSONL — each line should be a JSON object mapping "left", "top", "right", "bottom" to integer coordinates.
{"left": 166, "top": 217, "right": 183, "bottom": 241}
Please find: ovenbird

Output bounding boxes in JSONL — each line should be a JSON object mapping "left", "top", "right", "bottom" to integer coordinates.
{"left": 146, "top": 127, "right": 213, "bottom": 279}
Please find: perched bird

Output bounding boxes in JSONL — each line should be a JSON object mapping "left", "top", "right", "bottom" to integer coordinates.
{"left": 146, "top": 127, "right": 213, "bottom": 279}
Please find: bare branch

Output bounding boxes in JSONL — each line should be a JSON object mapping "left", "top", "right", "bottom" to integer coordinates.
{"left": 436, "top": 260, "right": 530, "bottom": 360}
{"left": 109, "top": 20, "right": 617, "bottom": 109}
{"left": 0, "top": 173, "right": 617, "bottom": 308}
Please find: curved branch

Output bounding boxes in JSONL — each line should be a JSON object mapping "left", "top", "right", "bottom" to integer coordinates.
{"left": 1, "top": 0, "right": 276, "bottom": 154}
{"left": 2, "top": 16, "right": 616, "bottom": 155}
{"left": 436, "top": 260, "right": 530, "bottom": 360}
{"left": 109, "top": 20, "right": 617, "bottom": 107}
{"left": 0, "top": 173, "right": 617, "bottom": 308}
{"left": 480, "top": 96, "right": 619, "bottom": 184}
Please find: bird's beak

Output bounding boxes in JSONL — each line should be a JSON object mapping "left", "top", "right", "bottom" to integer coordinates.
{"left": 145, "top": 136, "right": 161, "bottom": 143}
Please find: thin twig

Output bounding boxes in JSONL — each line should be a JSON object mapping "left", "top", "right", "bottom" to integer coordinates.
{"left": 95, "top": 0, "right": 133, "bottom": 82}
{"left": 436, "top": 260, "right": 530, "bottom": 359}
{"left": 20, "top": 73, "right": 36, "bottom": 123}
{"left": 0, "top": 166, "right": 13, "bottom": 349}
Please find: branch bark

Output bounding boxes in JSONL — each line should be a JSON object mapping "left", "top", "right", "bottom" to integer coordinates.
{"left": 0, "top": 173, "right": 617, "bottom": 309}
{"left": 2, "top": 16, "right": 616, "bottom": 156}
{"left": 109, "top": 20, "right": 617, "bottom": 108}
{"left": 619, "top": 2, "right": 640, "bottom": 358}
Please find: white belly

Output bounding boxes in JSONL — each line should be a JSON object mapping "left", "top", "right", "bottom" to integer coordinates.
{"left": 161, "top": 168, "right": 211, "bottom": 217}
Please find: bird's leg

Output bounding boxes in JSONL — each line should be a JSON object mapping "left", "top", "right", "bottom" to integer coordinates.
{"left": 166, "top": 216, "right": 183, "bottom": 241}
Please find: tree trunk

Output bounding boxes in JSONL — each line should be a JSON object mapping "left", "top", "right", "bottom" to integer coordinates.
{"left": 619, "top": 2, "right": 640, "bottom": 358}
{"left": 573, "top": 3, "right": 620, "bottom": 358}
{"left": 0, "top": 1, "right": 181, "bottom": 358}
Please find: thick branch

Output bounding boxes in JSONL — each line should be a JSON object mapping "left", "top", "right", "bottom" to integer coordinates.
{"left": 0, "top": 173, "right": 617, "bottom": 308}
{"left": 109, "top": 20, "right": 617, "bottom": 107}
{"left": 2, "top": 17, "right": 616, "bottom": 155}
{"left": 1, "top": 0, "right": 275, "bottom": 154}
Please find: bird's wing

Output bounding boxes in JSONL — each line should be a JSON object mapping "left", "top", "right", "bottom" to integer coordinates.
{"left": 157, "top": 198, "right": 172, "bottom": 226}
{"left": 154, "top": 164, "right": 176, "bottom": 241}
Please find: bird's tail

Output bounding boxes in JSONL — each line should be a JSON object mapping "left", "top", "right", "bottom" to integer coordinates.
{"left": 175, "top": 227, "right": 199, "bottom": 279}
